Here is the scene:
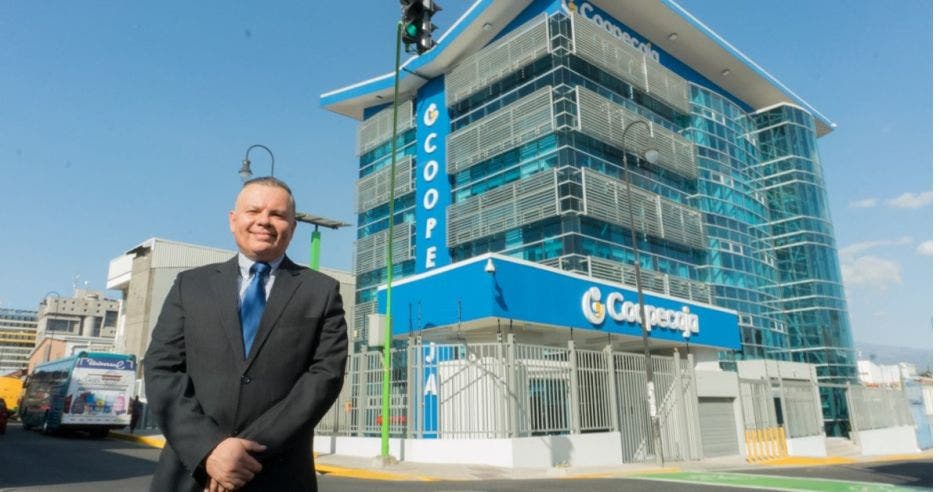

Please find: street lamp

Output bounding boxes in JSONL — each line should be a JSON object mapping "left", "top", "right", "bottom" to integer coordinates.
{"left": 621, "top": 119, "right": 664, "bottom": 466}
{"left": 239, "top": 144, "right": 275, "bottom": 181}
{"left": 237, "top": 146, "right": 350, "bottom": 270}
{"left": 295, "top": 213, "right": 351, "bottom": 271}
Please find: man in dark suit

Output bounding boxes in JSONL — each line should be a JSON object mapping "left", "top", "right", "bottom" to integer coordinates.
{"left": 144, "top": 177, "right": 348, "bottom": 491}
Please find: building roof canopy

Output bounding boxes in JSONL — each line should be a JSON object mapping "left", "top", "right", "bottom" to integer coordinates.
{"left": 320, "top": 0, "right": 833, "bottom": 137}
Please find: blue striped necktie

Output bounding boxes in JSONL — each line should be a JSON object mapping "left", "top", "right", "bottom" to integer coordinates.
{"left": 240, "top": 261, "right": 271, "bottom": 358}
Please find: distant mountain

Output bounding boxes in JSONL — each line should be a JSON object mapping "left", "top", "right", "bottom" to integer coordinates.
{"left": 854, "top": 340, "right": 932, "bottom": 374}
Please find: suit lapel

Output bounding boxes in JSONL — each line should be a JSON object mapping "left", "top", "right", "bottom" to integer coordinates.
{"left": 246, "top": 257, "right": 304, "bottom": 365}
{"left": 209, "top": 256, "right": 245, "bottom": 361}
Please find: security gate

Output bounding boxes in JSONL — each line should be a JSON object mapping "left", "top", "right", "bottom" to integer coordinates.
{"left": 612, "top": 352, "right": 655, "bottom": 461}
{"left": 612, "top": 351, "right": 702, "bottom": 462}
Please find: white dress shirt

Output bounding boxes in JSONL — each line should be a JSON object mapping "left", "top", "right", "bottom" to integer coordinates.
{"left": 237, "top": 253, "right": 285, "bottom": 303}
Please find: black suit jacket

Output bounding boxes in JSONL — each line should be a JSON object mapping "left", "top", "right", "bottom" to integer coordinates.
{"left": 144, "top": 256, "right": 348, "bottom": 491}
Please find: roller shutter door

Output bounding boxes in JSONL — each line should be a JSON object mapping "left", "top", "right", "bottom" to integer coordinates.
{"left": 698, "top": 397, "right": 739, "bottom": 457}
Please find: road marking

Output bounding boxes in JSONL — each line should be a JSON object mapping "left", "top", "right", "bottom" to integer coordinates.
{"left": 637, "top": 471, "right": 927, "bottom": 491}
{"left": 316, "top": 463, "right": 437, "bottom": 481}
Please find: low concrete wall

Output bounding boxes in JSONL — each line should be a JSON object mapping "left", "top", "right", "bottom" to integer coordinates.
{"left": 405, "top": 437, "right": 514, "bottom": 467}
{"left": 313, "top": 432, "right": 623, "bottom": 468}
{"left": 854, "top": 426, "right": 919, "bottom": 455}
{"left": 509, "top": 432, "right": 623, "bottom": 467}
{"left": 786, "top": 434, "right": 826, "bottom": 457}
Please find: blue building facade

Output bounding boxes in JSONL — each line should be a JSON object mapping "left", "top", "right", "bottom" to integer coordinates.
{"left": 325, "top": 0, "right": 855, "bottom": 435}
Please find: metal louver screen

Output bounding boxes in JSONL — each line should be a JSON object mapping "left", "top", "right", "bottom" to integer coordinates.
{"left": 570, "top": 14, "right": 689, "bottom": 113}
{"left": 357, "top": 157, "right": 415, "bottom": 213}
{"left": 446, "top": 168, "right": 559, "bottom": 247}
{"left": 581, "top": 168, "right": 705, "bottom": 250}
{"left": 445, "top": 15, "right": 550, "bottom": 107}
{"left": 587, "top": 256, "right": 668, "bottom": 296}
{"left": 355, "top": 222, "right": 414, "bottom": 275}
{"left": 357, "top": 101, "right": 415, "bottom": 157}
{"left": 576, "top": 87, "right": 696, "bottom": 179}
{"left": 570, "top": 14, "right": 647, "bottom": 90}
{"left": 646, "top": 61, "right": 691, "bottom": 113}
{"left": 447, "top": 86, "right": 555, "bottom": 175}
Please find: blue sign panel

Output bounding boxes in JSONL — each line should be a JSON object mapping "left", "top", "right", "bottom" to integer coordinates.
{"left": 378, "top": 255, "right": 741, "bottom": 350}
{"left": 421, "top": 343, "right": 439, "bottom": 437}
{"left": 414, "top": 76, "right": 452, "bottom": 273}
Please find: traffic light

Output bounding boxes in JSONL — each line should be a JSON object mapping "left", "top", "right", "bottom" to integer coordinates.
{"left": 400, "top": 0, "right": 442, "bottom": 54}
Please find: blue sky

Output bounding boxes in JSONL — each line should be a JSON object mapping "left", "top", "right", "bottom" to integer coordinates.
{"left": 0, "top": 1, "right": 931, "bottom": 351}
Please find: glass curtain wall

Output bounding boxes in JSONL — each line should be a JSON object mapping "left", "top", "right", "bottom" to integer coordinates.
{"left": 446, "top": 13, "right": 705, "bottom": 298}
{"left": 752, "top": 105, "right": 857, "bottom": 436}
{"left": 686, "top": 85, "right": 787, "bottom": 361}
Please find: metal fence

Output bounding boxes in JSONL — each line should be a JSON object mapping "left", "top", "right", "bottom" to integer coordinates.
{"left": 781, "top": 380, "right": 823, "bottom": 439}
{"left": 846, "top": 384, "right": 914, "bottom": 432}
{"left": 315, "top": 337, "right": 701, "bottom": 464}
{"left": 739, "top": 376, "right": 825, "bottom": 439}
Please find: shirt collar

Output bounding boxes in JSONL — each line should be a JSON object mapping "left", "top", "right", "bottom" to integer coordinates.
{"left": 237, "top": 252, "right": 285, "bottom": 278}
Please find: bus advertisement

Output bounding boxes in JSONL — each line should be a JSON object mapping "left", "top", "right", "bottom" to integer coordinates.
{"left": 21, "top": 352, "right": 136, "bottom": 436}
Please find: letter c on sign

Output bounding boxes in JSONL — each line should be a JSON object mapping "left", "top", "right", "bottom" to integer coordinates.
{"left": 424, "top": 133, "right": 438, "bottom": 153}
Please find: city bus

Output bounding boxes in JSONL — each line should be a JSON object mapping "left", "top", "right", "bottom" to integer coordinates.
{"left": 20, "top": 351, "right": 136, "bottom": 437}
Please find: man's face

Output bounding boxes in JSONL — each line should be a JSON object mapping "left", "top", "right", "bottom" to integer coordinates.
{"left": 229, "top": 184, "right": 297, "bottom": 262}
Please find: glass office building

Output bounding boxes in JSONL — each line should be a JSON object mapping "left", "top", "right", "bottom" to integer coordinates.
{"left": 323, "top": 0, "right": 856, "bottom": 435}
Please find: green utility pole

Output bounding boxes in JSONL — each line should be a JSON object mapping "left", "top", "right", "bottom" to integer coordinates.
{"left": 309, "top": 229, "right": 321, "bottom": 271}
{"left": 381, "top": 0, "right": 442, "bottom": 462}
{"left": 380, "top": 19, "right": 404, "bottom": 461}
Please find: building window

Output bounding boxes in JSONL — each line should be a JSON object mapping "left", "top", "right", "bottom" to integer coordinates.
{"left": 103, "top": 310, "right": 118, "bottom": 328}
{"left": 46, "top": 318, "right": 77, "bottom": 333}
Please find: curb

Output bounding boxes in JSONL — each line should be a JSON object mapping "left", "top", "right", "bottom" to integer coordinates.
{"left": 759, "top": 456, "right": 857, "bottom": 467}
{"left": 111, "top": 432, "right": 439, "bottom": 481}
{"left": 109, "top": 432, "right": 932, "bottom": 482}
{"left": 110, "top": 431, "right": 166, "bottom": 449}
{"left": 578, "top": 466, "right": 683, "bottom": 479}
{"left": 315, "top": 463, "right": 437, "bottom": 482}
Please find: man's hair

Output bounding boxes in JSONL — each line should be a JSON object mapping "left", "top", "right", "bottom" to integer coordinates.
{"left": 240, "top": 176, "right": 296, "bottom": 217}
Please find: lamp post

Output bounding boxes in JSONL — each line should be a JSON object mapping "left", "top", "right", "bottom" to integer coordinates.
{"left": 295, "top": 213, "right": 351, "bottom": 271}
{"left": 237, "top": 146, "right": 350, "bottom": 270}
{"left": 621, "top": 119, "right": 664, "bottom": 466}
{"left": 239, "top": 144, "right": 275, "bottom": 180}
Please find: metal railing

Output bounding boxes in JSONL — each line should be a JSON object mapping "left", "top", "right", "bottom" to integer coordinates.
{"left": 315, "top": 337, "right": 702, "bottom": 464}
{"left": 846, "top": 384, "right": 914, "bottom": 432}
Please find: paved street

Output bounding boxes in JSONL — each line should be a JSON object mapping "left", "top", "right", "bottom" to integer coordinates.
{"left": 0, "top": 422, "right": 931, "bottom": 491}
{"left": 0, "top": 423, "right": 159, "bottom": 490}
{"left": 739, "top": 459, "right": 933, "bottom": 489}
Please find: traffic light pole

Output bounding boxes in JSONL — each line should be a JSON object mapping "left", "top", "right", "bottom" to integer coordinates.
{"left": 380, "top": 20, "right": 404, "bottom": 462}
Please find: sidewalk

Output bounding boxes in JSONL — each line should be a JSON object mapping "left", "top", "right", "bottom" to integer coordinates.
{"left": 110, "top": 429, "right": 933, "bottom": 482}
